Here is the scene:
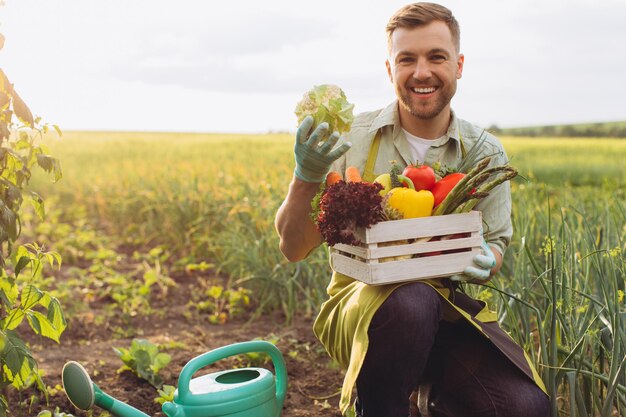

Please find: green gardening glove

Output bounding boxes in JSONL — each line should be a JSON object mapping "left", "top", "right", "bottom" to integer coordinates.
{"left": 294, "top": 116, "right": 352, "bottom": 183}
{"left": 450, "top": 232, "right": 497, "bottom": 283}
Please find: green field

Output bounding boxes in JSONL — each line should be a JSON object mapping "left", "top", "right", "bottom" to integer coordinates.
{"left": 20, "top": 132, "right": 626, "bottom": 416}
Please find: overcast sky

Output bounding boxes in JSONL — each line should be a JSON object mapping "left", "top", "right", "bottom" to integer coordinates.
{"left": 1, "top": 0, "right": 625, "bottom": 133}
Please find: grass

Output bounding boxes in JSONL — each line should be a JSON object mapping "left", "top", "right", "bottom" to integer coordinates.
{"left": 27, "top": 132, "right": 626, "bottom": 416}
{"left": 502, "top": 137, "right": 626, "bottom": 187}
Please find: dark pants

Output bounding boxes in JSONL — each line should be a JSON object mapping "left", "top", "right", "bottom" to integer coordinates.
{"left": 355, "top": 282, "right": 550, "bottom": 417}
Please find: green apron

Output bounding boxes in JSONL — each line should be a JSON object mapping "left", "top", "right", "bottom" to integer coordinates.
{"left": 313, "top": 131, "right": 547, "bottom": 415}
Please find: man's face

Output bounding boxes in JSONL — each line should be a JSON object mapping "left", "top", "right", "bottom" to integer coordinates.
{"left": 386, "top": 21, "right": 464, "bottom": 121}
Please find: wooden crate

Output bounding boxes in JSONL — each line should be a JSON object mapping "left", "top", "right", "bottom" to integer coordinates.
{"left": 329, "top": 211, "right": 483, "bottom": 285}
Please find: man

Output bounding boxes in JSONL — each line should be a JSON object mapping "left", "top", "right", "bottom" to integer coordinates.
{"left": 275, "top": 3, "right": 550, "bottom": 416}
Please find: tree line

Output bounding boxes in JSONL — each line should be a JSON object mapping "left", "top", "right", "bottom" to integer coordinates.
{"left": 488, "top": 121, "right": 626, "bottom": 138}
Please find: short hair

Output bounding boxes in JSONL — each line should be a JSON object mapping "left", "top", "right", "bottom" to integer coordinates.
{"left": 386, "top": 3, "right": 460, "bottom": 53}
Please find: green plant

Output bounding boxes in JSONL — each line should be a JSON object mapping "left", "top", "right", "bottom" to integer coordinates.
{"left": 466, "top": 189, "right": 626, "bottom": 416}
{"left": 37, "top": 407, "right": 75, "bottom": 417}
{"left": 0, "top": 249, "right": 65, "bottom": 417}
{"left": 154, "top": 384, "right": 176, "bottom": 405}
{"left": 193, "top": 282, "right": 251, "bottom": 324}
{"left": 113, "top": 338, "right": 171, "bottom": 388}
{"left": 0, "top": 31, "right": 64, "bottom": 415}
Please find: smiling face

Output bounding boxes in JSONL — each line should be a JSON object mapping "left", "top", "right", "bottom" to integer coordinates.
{"left": 386, "top": 21, "right": 464, "bottom": 133}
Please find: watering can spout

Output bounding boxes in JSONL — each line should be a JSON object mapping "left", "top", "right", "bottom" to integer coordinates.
{"left": 162, "top": 401, "right": 183, "bottom": 417}
{"left": 96, "top": 389, "right": 151, "bottom": 417}
{"left": 62, "top": 361, "right": 150, "bottom": 417}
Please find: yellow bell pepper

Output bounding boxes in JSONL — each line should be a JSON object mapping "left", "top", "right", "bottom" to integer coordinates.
{"left": 387, "top": 187, "right": 434, "bottom": 218}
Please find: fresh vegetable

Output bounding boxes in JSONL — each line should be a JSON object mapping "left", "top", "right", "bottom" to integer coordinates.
{"left": 312, "top": 152, "right": 519, "bottom": 248}
{"left": 325, "top": 171, "right": 342, "bottom": 186}
{"left": 433, "top": 156, "right": 518, "bottom": 216}
{"left": 402, "top": 163, "right": 436, "bottom": 191}
{"left": 374, "top": 173, "right": 413, "bottom": 196}
{"left": 314, "top": 180, "right": 385, "bottom": 245}
{"left": 294, "top": 84, "right": 355, "bottom": 135}
{"left": 431, "top": 172, "right": 466, "bottom": 207}
{"left": 373, "top": 173, "right": 392, "bottom": 195}
{"left": 345, "top": 166, "right": 362, "bottom": 183}
{"left": 386, "top": 188, "right": 434, "bottom": 219}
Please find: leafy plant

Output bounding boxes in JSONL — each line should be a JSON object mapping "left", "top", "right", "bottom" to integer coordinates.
{"left": 193, "top": 282, "right": 251, "bottom": 324}
{"left": 113, "top": 339, "right": 171, "bottom": 388}
{"left": 0, "top": 26, "right": 64, "bottom": 416}
{"left": 154, "top": 384, "right": 176, "bottom": 405}
{"left": 37, "top": 407, "right": 75, "bottom": 417}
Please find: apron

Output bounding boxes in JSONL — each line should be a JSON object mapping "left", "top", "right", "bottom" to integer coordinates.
{"left": 313, "top": 130, "right": 547, "bottom": 415}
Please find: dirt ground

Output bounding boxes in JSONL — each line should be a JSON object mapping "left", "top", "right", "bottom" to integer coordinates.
{"left": 11, "top": 274, "right": 345, "bottom": 417}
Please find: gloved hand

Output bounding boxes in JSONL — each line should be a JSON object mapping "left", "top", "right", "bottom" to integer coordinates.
{"left": 450, "top": 235, "right": 496, "bottom": 283}
{"left": 294, "top": 116, "right": 352, "bottom": 183}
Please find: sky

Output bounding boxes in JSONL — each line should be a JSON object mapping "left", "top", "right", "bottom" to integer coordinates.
{"left": 1, "top": 0, "right": 625, "bottom": 134}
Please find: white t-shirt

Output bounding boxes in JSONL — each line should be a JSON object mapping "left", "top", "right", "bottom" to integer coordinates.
{"left": 402, "top": 129, "right": 447, "bottom": 165}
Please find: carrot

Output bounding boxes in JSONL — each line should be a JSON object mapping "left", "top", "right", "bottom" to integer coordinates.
{"left": 345, "top": 166, "right": 362, "bottom": 183}
{"left": 326, "top": 171, "right": 343, "bottom": 186}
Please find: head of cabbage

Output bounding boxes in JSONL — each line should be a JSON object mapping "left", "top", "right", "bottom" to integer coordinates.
{"left": 294, "top": 84, "right": 354, "bottom": 135}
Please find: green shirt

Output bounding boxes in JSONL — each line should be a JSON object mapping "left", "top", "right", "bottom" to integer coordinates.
{"left": 330, "top": 101, "right": 512, "bottom": 255}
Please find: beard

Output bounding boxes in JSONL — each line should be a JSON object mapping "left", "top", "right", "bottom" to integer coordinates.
{"left": 397, "top": 81, "right": 456, "bottom": 120}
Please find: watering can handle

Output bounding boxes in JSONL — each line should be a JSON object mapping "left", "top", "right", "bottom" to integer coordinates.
{"left": 177, "top": 340, "right": 288, "bottom": 410}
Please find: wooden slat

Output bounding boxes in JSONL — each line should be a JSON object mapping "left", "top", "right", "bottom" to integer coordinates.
{"left": 332, "top": 236, "right": 482, "bottom": 259}
{"left": 331, "top": 249, "right": 481, "bottom": 285}
{"left": 330, "top": 251, "right": 372, "bottom": 283}
{"left": 368, "top": 236, "right": 481, "bottom": 258}
{"left": 368, "top": 249, "right": 481, "bottom": 284}
{"left": 355, "top": 211, "right": 481, "bottom": 243}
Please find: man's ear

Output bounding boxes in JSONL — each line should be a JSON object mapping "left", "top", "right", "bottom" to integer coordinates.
{"left": 456, "top": 53, "right": 465, "bottom": 79}
{"left": 386, "top": 59, "right": 393, "bottom": 83}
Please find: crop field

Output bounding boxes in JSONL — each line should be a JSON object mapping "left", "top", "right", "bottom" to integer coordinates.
{"left": 7, "top": 132, "right": 626, "bottom": 416}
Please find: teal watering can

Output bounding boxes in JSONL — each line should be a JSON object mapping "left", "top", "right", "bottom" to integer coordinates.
{"left": 62, "top": 340, "right": 288, "bottom": 417}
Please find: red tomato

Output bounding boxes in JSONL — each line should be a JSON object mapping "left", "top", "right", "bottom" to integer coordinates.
{"left": 402, "top": 164, "right": 436, "bottom": 191}
{"left": 431, "top": 172, "right": 466, "bottom": 207}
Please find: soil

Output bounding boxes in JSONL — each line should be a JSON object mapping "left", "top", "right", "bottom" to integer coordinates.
{"left": 10, "top": 273, "right": 345, "bottom": 417}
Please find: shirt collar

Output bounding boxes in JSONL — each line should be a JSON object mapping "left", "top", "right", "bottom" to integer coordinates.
{"left": 368, "top": 101, "right": 461, "bottom": 145}
{"left": 445, "top": 110, "right": 461, "bottom": 144}
{"left": 368, "top": 101, "right": 398, "bottom": 133}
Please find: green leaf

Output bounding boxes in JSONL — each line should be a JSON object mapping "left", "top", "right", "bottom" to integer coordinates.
{"left": 21, "top": 284, "right": 44, "bottom": 310}
{"left": 1, "top": 331, "right": 35, "bottom": 388}
{"left": 30, "top": 191, "right": 45, "bottom": 220}
{"left": 0, "top": 275, "right": 18, "bottom": 306}
{"left": 36, "top": 154, "right": 54, "bottom": 172}
{"left": 113, "top": 346, "right": 131, "bottom": 363}
{"left": 14, "top": 255, "right": 30, "bottom": 278}
{"left": 35, "top": 154, "right": 62, "bottom": 182}
{"left": 44, "top": 251, "right": 62, "bottom": 269}
{"left": 0, "top": 330, "right": 6, "bottom": 352}
{"left": 0, "top": 204, "right": 18, "bottom": 241}
{"left": 2, "top": 309, "right": 25, "bottom": 330}
{"left": 26, "top": 310, "right": 62, "bottom": 343}
{"left": 155, "top": 385, "right": 176, "bottom": 405}
{"left": 152, "top": 352, "right": 172, "bottom": 373}
{"left": 46, "top": 297, "right": 67, "bottom": 335}
{"left": 52, "top": 124, "right": 62, "bottom": 137}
